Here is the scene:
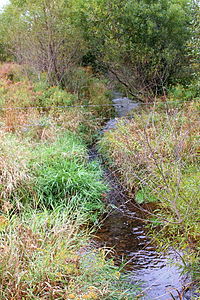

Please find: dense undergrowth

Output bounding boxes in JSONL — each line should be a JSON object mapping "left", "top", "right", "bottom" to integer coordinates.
{"left": 99, "top": 99, "right": 200, "bottom": 279}
{"left": 0, "top": 63, "right": 113, "bottom": 131}
{"left": 0, "top": 63, "right": 138, "bottom": 299}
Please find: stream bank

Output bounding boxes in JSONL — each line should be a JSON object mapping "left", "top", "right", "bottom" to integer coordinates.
{"left": 91, "top": 93, "right": 196, "bottom": 300}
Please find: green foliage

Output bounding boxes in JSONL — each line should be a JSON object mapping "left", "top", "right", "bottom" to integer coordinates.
{"left": 63, "top": 67, "right": 113, "bottom": 117}
{"left": 34, "top": 85, "right": 77, "bottom": 107}
{"left": 0, "top": 0, "right": 197, "bottom": 97}
{"left": 135, "top": 188, "right": 157, "bottom": 204}
{"left": 76, "top": 0, "right": 195, "bottom": 97}
{"left": 168, "top": 82, "right": 200, "bottom": 102}
{"left": 187, "top": 0, "right": 200, "bottom": 79}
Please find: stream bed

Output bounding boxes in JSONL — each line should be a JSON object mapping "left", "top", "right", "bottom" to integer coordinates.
{"left": 91, "top": 93, "right": 196, "bottom": 300}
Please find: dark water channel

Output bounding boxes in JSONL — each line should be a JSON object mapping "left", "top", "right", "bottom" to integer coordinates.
{"left": 91, "top": 93, "right": 195, "bottom": 300}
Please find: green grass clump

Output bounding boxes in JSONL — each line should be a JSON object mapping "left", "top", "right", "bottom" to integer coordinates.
{"left": 31, "top": 133, "right": 107, "bottom": 219}
{"left": 0, "top": 131, "right": 107, "bottom": 221}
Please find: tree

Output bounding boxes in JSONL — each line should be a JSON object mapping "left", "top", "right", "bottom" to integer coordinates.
{"left": 0, "top": 0, "right": 197, "bottom": 97}
{"left": 188, "top": 0, "right": 200, "bottom": 78}
{"left": 0, "top": 0, "right": 86, "bottom": 85}
{"left": 77, "top": 0, "right": 194, "bottom": 100}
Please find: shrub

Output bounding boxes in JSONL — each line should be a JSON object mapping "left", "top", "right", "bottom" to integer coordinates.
{"left": 168, "top": 83, "right": 200, "bottom": 102}
{"left": 34, "top": 84, "right": 77, "bottom": 108}
{"left": 63, "top": 67, "right": 113, "bottom": 118}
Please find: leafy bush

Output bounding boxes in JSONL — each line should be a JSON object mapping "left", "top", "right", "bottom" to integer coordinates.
{"left": 168, "top": 83, "right": 200, "bottom": 102}
{"left": 63, "top": 67, "right": 113, "bottom": 118}
{"left": 34, "top": 84, "right": 77, "bottom": 108}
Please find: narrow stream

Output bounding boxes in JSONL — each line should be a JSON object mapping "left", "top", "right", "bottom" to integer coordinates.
{"left": 91, "top": 93, "right": 195, "bottom": 300}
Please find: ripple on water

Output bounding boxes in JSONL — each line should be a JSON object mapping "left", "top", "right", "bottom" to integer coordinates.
{"left": 95, "top": 210, "right": 193, "bottom": 300}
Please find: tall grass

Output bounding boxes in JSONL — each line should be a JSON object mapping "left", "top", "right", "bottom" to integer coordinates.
{"left": 0, "top": 210, "right": 139, "bottom": 299}
{"left": 0, "top": 131, "right": 107, "bottom": 218}
{"left": 0, "top": 130, "right": 138, "bottom": 299}
{"left": 0, "top": 133, "right": 31, "bottom": 204}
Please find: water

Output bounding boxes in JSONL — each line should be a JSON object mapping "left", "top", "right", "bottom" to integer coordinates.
{"left": 93, "top": 93, "right": 196, "bottom": 299}
{"left": 96, "top": 210, "right": 192, "bottom": 300}
{"left": 102, "top": 92, "right": 140, "bottom": 132}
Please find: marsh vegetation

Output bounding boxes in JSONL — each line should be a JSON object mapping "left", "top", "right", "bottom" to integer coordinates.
{"left": 0, "top": 0, "right": 199, "bottom": 298}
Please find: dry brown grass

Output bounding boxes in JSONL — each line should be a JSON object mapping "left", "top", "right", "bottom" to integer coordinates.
{"left": 100, "top": 101, "right": 199, "bottom": 189}
{"left": 0, "top": 132, "right": 32, "bottom": 208}
{"left": 0, "top": 211, "right": 87, "bottom": 299}
{"left": 0, "top": 63, "right": 21, "bottom": 81}
{"left": 0, "top": 210, "right": 134, "bottom": 300}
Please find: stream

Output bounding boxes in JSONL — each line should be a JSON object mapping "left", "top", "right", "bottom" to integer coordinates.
{"left": 91, "top": 93, "right": 195, "bottom": 300}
